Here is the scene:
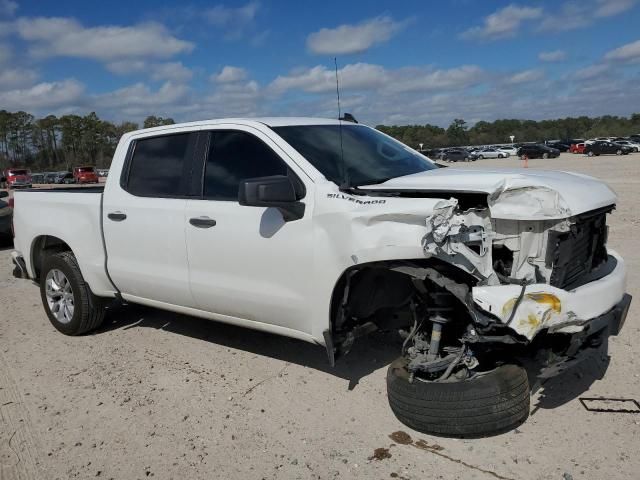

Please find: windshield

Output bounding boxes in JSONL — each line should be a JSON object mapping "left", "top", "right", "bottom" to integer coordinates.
{"left": 272, "top": 124, "right": 437, "bottom": 186}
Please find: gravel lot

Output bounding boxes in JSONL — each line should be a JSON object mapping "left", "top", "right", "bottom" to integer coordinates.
{"left": 1, "top": 152, "right": 639, "bottom": 480}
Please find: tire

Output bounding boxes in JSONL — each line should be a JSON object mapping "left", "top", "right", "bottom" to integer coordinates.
{"left": 587, "top": 151, "right": 594, "bottom": 157}
{"left": 478, "top": 155, "right": 484, "bottom": 160}
{"left": 498, "top": 154, "right": 504, "bottom": 158}
{"left": 542, "top": 153, "right": 549, "bottom": 159}
{"left": 616, "top": 149, "right": 622, "bottom": 155}
{"left": 40, "top": 251, "right": 106, "bottom": 335}
{"left": 387, "top": 358, "right": 530, "bottom": 438}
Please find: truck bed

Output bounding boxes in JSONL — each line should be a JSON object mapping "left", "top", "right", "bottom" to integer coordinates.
{"left": 12, "top": 188, "right": 115, "bottom": 297}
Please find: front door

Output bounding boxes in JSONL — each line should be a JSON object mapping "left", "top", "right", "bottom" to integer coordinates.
{"left": 184, "top": 128, "right": 314, "bottom": 333}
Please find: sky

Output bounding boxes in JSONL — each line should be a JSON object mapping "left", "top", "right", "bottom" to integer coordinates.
{"left": 0, "top": 0, "right": 639, "bottom": 126}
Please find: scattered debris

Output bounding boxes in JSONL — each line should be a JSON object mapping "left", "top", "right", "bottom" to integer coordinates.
{"left": 388, "top": 431, "right": 515, "bottom": 480}
{"left": 369, "top": 448, "right": 392, "bottom": 461}
{"left": 580, "top": 397, "right": 640, "bottom": 413}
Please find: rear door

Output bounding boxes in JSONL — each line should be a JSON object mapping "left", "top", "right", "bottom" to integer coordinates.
{"left": 103, "top": 130, "right": 202, "bottom": 307}
{"left": 184, "top": 127, "right": 314, "bottom": 333}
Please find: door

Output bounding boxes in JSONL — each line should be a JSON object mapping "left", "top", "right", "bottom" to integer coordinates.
{"left": 103, "top": 131, "right": 200, "bottom": 307}
{"left": 184, "top": 128, "right": 314, "bottom": 333}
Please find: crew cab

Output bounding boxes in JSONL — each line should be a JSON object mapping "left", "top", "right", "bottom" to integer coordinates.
{"left": 1, "top": 168, "right": 32, "bottom": 189}
{"left": 73, "top": 166, "right": 99, "bottom": 184}
{"left": 9, "top": 118, "right": 631, "bottom": 437}
{"left": 584, "top": 141, "right": 633, "bottom": 156}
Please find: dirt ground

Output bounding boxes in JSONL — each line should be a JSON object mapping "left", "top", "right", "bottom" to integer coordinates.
{"left": 1, "top": 153, "right": 639, "bottom": 480}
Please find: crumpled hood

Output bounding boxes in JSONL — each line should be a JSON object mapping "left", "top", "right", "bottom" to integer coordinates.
{"left": 364, "top": 168, "right": 617, "bottom": 220}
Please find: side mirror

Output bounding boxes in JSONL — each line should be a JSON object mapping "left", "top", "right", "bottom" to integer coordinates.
{"left": 0, "top": 190, "right": 8, "bottom": 199}
{"left": 239, "top": 175, "right": 305, "bottom": 222}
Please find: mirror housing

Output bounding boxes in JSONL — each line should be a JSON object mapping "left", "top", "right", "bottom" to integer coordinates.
{"left": 239, "top": 175, "right": 305, "bottom": 222}
{"left": 0, "top": 190, "right": 8, "bottom": 199}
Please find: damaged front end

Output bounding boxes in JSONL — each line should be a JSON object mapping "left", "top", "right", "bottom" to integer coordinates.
{"left": 328, "top": 183, "right": 630, "bottom": 383}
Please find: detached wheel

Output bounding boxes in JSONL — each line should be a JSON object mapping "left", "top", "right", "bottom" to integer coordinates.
{"left": 40, "top": 251, "right": 106, "bottom": 335}
{"left": 387, "top": 358, "right": 530, "bottom": 438}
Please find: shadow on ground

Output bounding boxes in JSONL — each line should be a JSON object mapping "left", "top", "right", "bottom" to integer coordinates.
{"left": 97, "top": 303, "right": 402, "bottom": 390}
{"left": 530, "top": 343, "right": 610, "bottom": 414}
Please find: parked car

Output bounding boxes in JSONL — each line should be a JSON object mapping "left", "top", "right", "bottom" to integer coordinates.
{"left": 496, "top": 146, "right": 518, "bottom": 156}
{"left": 73, "top": 166, "right": 99, "bottom": 184}
{"left": 546, "top": 141, "right": 570, "bottom": 152}
{"left": 43, "top": 172, "right": 57, "bottom": 184}
{"left": 629, "top": 134, "right": 640, "bottom": 143}
{"left": 470, "top": 147, "right": 508, "bottom": 159}
{"left": 614, "top": 140, "right": 640, "bottom": 152}
{"left": 10, "top": 118, "right": 631, "bottom": 438}
{"left": 570, "top": 143, "right": 586, "bottom": 154}
{"left": 1, "top": 168, "right": 32, "bottom": 189}
{"left": 584, "top": 141, "right": 633, "bottom": 156}
{"left": 31, "top": 173, "right": 45, "bottom": 184}
{"left": 442, "top": 148, "right": 472, "bottom": 162}
{"left": 0, "top": 190, "right": 12, "bottom": 239}
{"left": 53, "top": 172, "right": 75, "bottom": 184}
{"left": 517, "top": 144, "right": 560, "bottom": 159}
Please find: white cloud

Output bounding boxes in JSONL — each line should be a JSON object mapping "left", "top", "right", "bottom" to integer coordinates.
{"left": 205, "top": 1, "right": 260, "bottom": 40}
{"left": 0, "top": 67, "right": 38, "bottom": 89}
{"left": 14, "top": 17, "right": 193, "bottom": 61}
{"left": 0, "top": 42, "right": 10, "bottom": 64}
{"left": 307, "top": 16, "right": 406, "bottom": 55}
{"left": 604, "top": 39, "right": 640, "bottom": 62}
{"left": 461, "top": 5, "right": 542, "bottom": 40}
{"left": 594, "top": 0, "right": 637, "bottom": 17}
{"left": 0, "top": 79, "right": 84, "bottom": 110}
{"left": 269, "top": 63, "right": 484, "bottom": 96}
{"left": 150, "top": 62, "right": 193, "bottom": 83}
{"left": 0, "top": 0, "right": 17, "bottom": 17}
{"left": 94, "top": 81, "right": 189, "bottom": 111}
{"left": 214, "top": 66, "right": 247, "bottom": 83}
{"left": 538, "top": 50, "right": 566, "bottom": 62}
{"left": 504, "top": 69, "right": 545, "bottom": 85}
{"left": 573, "top": 64, "right": 609, "bottom": 80}
{"left": 270, "top": 63, "right": 387, "bottom": 94}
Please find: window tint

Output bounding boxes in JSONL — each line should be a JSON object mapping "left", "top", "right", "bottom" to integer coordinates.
{"left": 204, "top": 130, "right": 288, "bottom": 200}
{"left": 126, "top": 133, "right": 196, "bottom": 197}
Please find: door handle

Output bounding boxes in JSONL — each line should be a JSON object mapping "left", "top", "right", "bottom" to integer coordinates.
{"left": 189, "top": 217, "right": 217, "bottom": 228}
{"left": 108, "top": 212, "right": 127, "bottom": 221}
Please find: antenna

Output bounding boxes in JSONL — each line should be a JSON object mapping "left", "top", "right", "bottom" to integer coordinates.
{"left": 334, "top": 57, "right": 348, "bottom": 189}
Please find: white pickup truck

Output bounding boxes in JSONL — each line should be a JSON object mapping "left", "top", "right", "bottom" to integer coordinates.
{"left": 9, "top": 117, "right": 631, "bottom": 437}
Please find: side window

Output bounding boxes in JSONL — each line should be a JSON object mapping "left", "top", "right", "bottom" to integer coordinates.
{"left": 125, "top": 132, "right": 197, "bottom": 197}
{"left": 204, "top": 130, "right": 289, "bottom": 201}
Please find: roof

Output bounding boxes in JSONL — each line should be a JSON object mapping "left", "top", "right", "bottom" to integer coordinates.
{"left": 132, "top": 117, "right": 347, "bottom": 136}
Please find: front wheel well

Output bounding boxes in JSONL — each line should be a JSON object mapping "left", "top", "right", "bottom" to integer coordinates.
{"left": 31, "top": 235, "right": 73, "bottom": 281}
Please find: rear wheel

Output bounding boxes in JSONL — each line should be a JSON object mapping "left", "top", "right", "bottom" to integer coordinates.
{"left": 40, "top": 251, "right": 106, "bottom": 335}
{"left": 542, "top": 153, "right": 549, "bottom": 159}
{"left": 387, "top": 358, "right": 530, "bottom": 438}
{"left": 616, "top": 149, "right": 623, "bottom": 155}
{"left": 587, "top": 151, "right": 594, "bottom": 157}
{"left": 478, "top": 155, "right": 484, "bottom": 160}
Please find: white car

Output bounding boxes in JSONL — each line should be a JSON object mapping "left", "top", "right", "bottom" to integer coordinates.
{"left": 471, "top": 147, "right": 508, "bottom": 159}
{"left": 614, "top": 140, "right": 640, "bottom": 152}
{"left": 9, "top": 117, "right": 631, "bottom": 438}
{"left": 496, "top": 146, "right": 517, "bottom": 156}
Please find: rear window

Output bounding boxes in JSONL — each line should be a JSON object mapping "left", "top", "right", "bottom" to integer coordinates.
{"left": 77, "top": 167, "right": 95, "bottom": 173}
{"left": 125, "top": 133, "right": 197, "bottom": 197}
{"left": 9, "top": 169, "right": 28, "bottom": 175}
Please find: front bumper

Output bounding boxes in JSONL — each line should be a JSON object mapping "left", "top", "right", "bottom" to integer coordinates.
{"left": 472, "top": 250, "right": 628, "bottom": 340}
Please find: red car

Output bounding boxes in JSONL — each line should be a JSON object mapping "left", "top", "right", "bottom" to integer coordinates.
{"left": 73, "top": 166, "right": 99, "bottom": 184}
{"left": 1, "top": 168, "right": 32, "bottom": 189}
{"left": 570, "top": 143, "right": 585, "bottom": 154}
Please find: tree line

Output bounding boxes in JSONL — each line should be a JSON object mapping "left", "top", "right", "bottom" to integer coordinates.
{"left": 377, "top": 114, "right": 640, "bottom": 149}
{"left": 0, "top": 111, "right": 174, "bottom": 171}
{"left": 2, "top": 109, "right": 640, "bottom": 171}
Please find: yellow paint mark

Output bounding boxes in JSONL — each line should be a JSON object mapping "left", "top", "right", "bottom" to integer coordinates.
{"left": 518, "top": 314, "right": 540, "bottom": 329}
{"left": 502, "top": 292, "right": 562, "bottom": 318}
